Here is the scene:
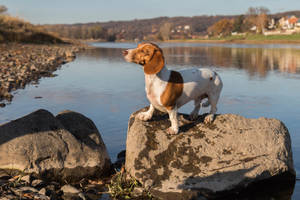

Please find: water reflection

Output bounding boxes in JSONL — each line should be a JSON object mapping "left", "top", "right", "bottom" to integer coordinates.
{"left": 163, "top": 46, "right": 300, "bottom": 77}
{"left": 85, "top": 44, "right": 300, "bottom": 78}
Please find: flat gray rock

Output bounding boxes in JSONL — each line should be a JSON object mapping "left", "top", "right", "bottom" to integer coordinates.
{"left": 125, "top": 108, "right": 295, "bottom": 199}
{"left": 0, "top": 109, "right": 111, "bottom": 182}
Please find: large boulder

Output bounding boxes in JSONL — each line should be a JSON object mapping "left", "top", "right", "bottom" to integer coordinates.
{"left": 0, "top": 109, "right": 111, "bottom": 182}
{"left": 125, "top": 108, "right": 295, "bottom": 200}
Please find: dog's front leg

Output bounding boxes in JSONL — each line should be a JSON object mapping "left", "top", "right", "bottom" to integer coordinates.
{"left": 167, "top": 107, "right": 179, "bottom": 135}
{"left": 137, "top": 104, "right": 155, "bottom": 121}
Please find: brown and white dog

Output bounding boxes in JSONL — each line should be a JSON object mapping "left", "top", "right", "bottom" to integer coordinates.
{"left": 123, "top": 43, "right": 223, "bottom": 135}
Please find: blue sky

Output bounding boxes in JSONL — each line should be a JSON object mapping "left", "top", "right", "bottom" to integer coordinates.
{"left": 1, "top": 0, "right": 300, "bottom": 24}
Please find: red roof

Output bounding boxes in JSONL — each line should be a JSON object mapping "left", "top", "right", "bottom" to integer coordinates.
{"left": 289, "top": 16, "right": 298, "bottom": 24}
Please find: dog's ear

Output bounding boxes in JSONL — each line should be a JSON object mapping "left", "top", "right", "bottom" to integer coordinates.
{"left": 144, "top": 49, "right": 164, "bottom": 74}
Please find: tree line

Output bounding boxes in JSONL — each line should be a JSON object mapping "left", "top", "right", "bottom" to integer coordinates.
{"left": 207, "top": 7, "right": 279, "bottom": 37}
{"left": 41, "top": 24, "right": 111, "bottom": 41}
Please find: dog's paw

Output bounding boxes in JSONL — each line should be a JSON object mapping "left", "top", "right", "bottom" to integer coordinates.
{"left": 137, "top": 112, "right": 152, "bottom": 121}
{"left": 167, "top": 127, "right": 179, "bottom": 135}
{"left": 189, "top": 112, "right": 198, "bottom": 121}
{"left": 204, "top": 114, "right": 214, "bottom": 124}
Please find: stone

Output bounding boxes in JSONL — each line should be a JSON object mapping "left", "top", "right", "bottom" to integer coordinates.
{"left": 61, "top": 184, "right": 80, "bottom": 194}
{"left": 125, "top": 108, "right": 295, "bottom": 200}
{"left": 31, "top": 179, "right": 44, "bottom": 188}
{"left": 78, "top": 193, "right": 86, "bottom": 200}
{"left": 11, "top": 186, "right": 39, "bottom": 196}
{"left": 0, "top": 109, "right": 111, "bottom": 182}
{"left": 20, "top": 175, "right": 31, "bottom": 184}
{"left": 39, "top": 188, "right": 47, "bottom": 195}
{"left": 33, "top": 193, "right": 50, "bottom": 200}
{"left": 114, "top": 150, "right": 126, "bottom": 169}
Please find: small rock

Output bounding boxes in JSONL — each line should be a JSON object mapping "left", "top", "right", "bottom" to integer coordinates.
{"left": 11, "top": 186, "right": 38, "bottom": 196}
{"left": 30, "top": 64, "right": 37, "bottom": 71}
{"left": 31, "top": 179, "right": 44, "bottom": 187}
{"left": 21, "top": 175, "right": 31, "bottom": 183}
{"left": 61, "top": 184, "right": 80, "bottom": 194}
{"left": 132, "top": 186, "right": 144, "bottom": 197}
{"left": 19, "top": 186, "right": 39, "bottom": 193}
{"left": 0, "top": 194, "right": 17, "bottom": 200}
{"left": 34, "top": 193, "right": 50, "bottom": 200}
{"left": 39, "top": 188, "right": 47, "bottom": 195}
{"left": 78, "top": 193, "right": 86, "bottom": 200}
{"left": 114, "top": 150, "right": 126, "bottom": 169}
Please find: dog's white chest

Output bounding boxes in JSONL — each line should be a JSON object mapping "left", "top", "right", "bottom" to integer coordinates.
{"left": 144, "top": 74, "right": 167, "bottom": 110}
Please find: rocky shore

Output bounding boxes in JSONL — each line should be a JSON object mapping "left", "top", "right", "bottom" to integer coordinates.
{"left": 0, "top": 43, "right": 84, "bottom": 104}
{"left": 0, "top": 109, "right": 112, "bottom": 200}
{"left": 0, "top": 107, "right": 296, "bottom": 199}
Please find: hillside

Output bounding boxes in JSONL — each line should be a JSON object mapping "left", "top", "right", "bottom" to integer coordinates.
{"left": 43, "top": 10, "right": 300, "bottom": 41}
{"left": 0, "top": 14, "right": 65, "bottom": 44}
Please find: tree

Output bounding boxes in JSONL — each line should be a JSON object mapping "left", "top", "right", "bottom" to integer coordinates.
{"left": 0, "top": 5, "right": 7, "bottom": 14}
{"left": 207, "top": 19, "right": 234, "bottom": 37}
{"left": 256, "top": 13, "right": 268, "bottom": 33}
{"left": 159, "top": 22, "right": 172, "bottom": 41}
{"left": 233, "top": 15, "right": 245, "bottom": 33}
{"left": 245, "top": 7, "right": 270, "bottom": 33}
{"left": 247, "top": 6, "right": 269, "bottom": 16}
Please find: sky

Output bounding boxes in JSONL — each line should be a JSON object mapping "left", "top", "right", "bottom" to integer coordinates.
{"left": 1, "top": 0, "right": 300, "bottom": 24}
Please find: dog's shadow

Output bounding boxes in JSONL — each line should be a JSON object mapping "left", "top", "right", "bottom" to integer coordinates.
{"left": 144, "top": 109, "right": 212, "bottom": 133}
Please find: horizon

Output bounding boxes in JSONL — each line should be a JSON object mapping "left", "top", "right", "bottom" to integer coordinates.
{"left": 1, "top": 0, "right": 300, "bottom": 25}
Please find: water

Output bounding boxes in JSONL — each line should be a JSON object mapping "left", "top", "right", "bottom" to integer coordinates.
{"left": 1, "top": 42, "right": 300, "bottom": 199}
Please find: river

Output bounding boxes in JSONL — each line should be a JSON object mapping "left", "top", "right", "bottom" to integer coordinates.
{"left": 0, "top": 42, "right": 299, "bottom": 199}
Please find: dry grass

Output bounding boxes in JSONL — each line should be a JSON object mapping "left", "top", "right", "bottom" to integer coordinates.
{"left": 0, "top": 14, "right": 66, "bottom": 44}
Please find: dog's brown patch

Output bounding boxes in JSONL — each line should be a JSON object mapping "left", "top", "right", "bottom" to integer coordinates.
{"left": 160, "top": 71, "right": 183, "bottom": 110}
{"left": 143, "top": 48, "right": 165, "bottom": 75}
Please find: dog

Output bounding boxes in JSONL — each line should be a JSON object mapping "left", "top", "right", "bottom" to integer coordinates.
{"left": 123, "top": 42, "right": 223, "bottom": 135}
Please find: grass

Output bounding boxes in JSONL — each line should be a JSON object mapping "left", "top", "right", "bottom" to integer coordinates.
{"left": 107, "top": 167, "right": 154, "bottom": 200}
{"left": 169, "top": 33, "right": 300, "bottom": 44}
{"left": 193, "top": 33, "right": 300, "bottom": 43}
{"left": 0, "top": 14, "right": 66, "bottom": 44}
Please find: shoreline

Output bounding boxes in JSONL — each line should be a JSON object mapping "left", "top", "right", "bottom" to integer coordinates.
{"left": 165, "top": 39, "right": 300, "bottom": 45}
{"left": 0, "top": 43, "right": 88, "bottom": 105}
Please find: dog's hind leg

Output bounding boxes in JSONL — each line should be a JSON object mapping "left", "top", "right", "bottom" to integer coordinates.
{"left": 137, "top": 104, "right": 155, "bottom": 121}
{"left": 189, "top": 98, "right": 201, "bottom": 121}
{"left": 204, "top": 95, "right": 219, "bottom": 124}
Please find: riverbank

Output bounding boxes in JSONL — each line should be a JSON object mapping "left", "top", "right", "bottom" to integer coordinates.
{"left": 0, "top": 43, "right": 89, "bottom": 105}
{"left": 167, "top": 34, "right": 300, "bottom": 44}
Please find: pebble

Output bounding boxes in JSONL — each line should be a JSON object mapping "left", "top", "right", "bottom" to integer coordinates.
{"left": 20, "top": 175, "right": 31, "bottom": 184}
{"left": 0, "top": 43, "right": 81, "bottom": 103}
{"left": 0, "top": 173, "right": 108, "bottom": 200}
{"left": 61, "top": 184, "right": 80, "bottom": 194}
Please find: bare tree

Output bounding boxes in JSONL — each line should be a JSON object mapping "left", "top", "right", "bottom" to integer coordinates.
{"left": 159, "top": 22, "right": 172, "bottom": 41}
{"left": 247, "top": 6, "right": 269, "bottom": 16}
{"left": 0, "top": 5, "right": 7, "bottom": 14}
{"left": 246, "top": 6, "right": 270, "bottom": 33}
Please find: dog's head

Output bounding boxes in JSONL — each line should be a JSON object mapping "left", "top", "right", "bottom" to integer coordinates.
{"left": 123, "top": 43, "right": 165, "bottom": 74}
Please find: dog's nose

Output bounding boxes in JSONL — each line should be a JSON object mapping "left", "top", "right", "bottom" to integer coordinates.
{"left": 122, "top": 50, "right": 128, "bottom": 56}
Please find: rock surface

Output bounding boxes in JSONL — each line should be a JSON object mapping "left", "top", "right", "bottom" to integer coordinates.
{"left": 0, "top": 109, "right": 111, "bottom": 182}
{"left": 125, "top": 108, "right": 295, "bottom": 200}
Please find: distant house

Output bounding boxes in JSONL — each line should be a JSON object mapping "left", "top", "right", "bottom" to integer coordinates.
{"left": 288, "top": 16, "right": 298, "bottom": 27}
{"left": 250, "top": 26, "right": 257, "bottom": 31}
{"left": 279, "top": 16, "right": 299, "bottom": 29}
{"left": 184, "top": 25, "right": 190, "bottom": 30}
{"left": 297, "top": 19, "right": 300, "bottom": 27}
{"left": 268, "top": 18, "right": 276, "bottom": 29}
